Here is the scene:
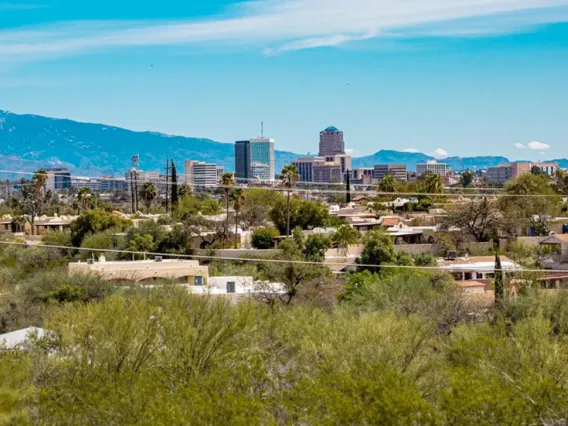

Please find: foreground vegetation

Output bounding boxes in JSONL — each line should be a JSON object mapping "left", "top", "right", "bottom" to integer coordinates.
{"left": 2, "top": 240, "right": 568, "bottom": 424}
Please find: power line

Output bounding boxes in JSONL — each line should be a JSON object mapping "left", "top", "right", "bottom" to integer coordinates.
{"left": 0, "top": 240, "right": 565, "bottom": 274}
{"left": 0, "top": 169, "right": 565, "bottom": 198}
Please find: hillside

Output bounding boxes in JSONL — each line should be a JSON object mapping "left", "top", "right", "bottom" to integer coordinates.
{"left": 0, "top": 110, "right": 299, "bottom": 176}
{"left": 0, "top": 109, "right": 565, "bottom": 176}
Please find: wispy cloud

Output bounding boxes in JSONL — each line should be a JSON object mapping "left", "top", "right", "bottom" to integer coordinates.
{"left": 515, "top": 141, "right": 551, "bottom": 150}
{"left": 1, "top": 0, "right": 568, "bottom": 62}
{"left": 403, "top": 148, "right": 420, "bottom": 153}
{"left": 434, "top": 148, "right": 448, "bottom": 157}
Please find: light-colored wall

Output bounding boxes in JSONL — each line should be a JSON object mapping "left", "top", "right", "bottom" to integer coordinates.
{"left": 69, "top": 260, "right": 209, "bottom": 283}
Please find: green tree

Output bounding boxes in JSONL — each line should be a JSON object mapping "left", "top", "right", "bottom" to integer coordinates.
{"left": 32, "top": 168, "right": 48, "bottom": 198}
{"left": 494, "top": 238, "right": 504, "bottom": 306}
{"left": 170, "top": 161, "right": 179, "bottom": 209}
{"left": 178, "top": 183, "right": 192, "bottom": 199}
{"left": 270, "top": 198, "right": 329, "bottom": 235}
{"left": 531, "top": 165, "right": 545, "bottom": 176}
{"left": 77, "top": 187, "right": 93, "bottom": 213}
{"left": 379, "top": 174, "right": 399, "bottom": 193}
{"left": 232, "top": 188, "right": 245, "bottom": 247}
{"left": 126, "top": 234, "right": 155, "bottom": 259}
{"left": 460, "top": 171, "right": 475, "bottom": 188}
{"left": 251, "top": 227, "right": 279, "bottom": 249}
{"left": 20, "top": 178, "right": 46, "bottom": 235}
{"left": 139, "top": 182, "right": 158, "bottom": 214}
{"left": 240, "top": 189, "right": 284, "bottom": 229}
{"left": 358, "top": 229, "right": 396, "bottom": 272}
{"left": 279, "top": 164, "right": 300, "bottom": 237}
{"left": 221, "top": 172, "right": 235, "bottom": 247}
{"left": 501, "top": 173, "right": 560, "bottom": 236}
{"left": 442, "top": 198, "right": 502, "bottom": 242}
{"left": 70, "top": 209, "right": 132, "bottom": 247}
{"left": 421, "top": 172, "right": 445, "bottom": 194}
{"left": 331, "top": 225, "right": 361, "bottom": 257}
{"left": 304, "top": 234, "right": 331, "bottom": 262}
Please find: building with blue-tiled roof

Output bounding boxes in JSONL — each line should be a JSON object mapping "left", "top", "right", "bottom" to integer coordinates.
{"left": 319, "top": 126, "right": 345, "bottom": 157}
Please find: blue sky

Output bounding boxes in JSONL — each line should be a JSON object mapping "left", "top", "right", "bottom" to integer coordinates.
{"left": 1, "top": 0, "right": 568, "bottom": 159}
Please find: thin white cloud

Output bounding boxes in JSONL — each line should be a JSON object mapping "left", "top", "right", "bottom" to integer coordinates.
{"left": 527, "top": 141, "right": 551, "bottom": 150}
{"left": 403, "top": 148, "right": 420, "bottom": 153}
{"left": 434, "top": 148, "right": 448, "bottom": 157}
{"left": 515, "top": 141, "right": 551, "bottom": 150}
{"left": 1, "top": 0, "right": 568, "bottom": 62}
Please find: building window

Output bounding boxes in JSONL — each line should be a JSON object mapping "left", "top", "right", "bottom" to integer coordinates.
{"left": 226, "top": 282, "right": 236, "bottom": 293}
{"left": 195, "top": 276, "right": 203, "bottom": 286}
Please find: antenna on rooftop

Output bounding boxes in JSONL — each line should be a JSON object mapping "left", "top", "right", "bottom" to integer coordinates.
{"left": 261, "top": 121, "right": 264, "bottom": 138}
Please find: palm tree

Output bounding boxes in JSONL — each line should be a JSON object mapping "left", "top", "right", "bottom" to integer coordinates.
{"left": 32, "top": 169, "right": 48, "bottom": 198}
{"left": 221, "top": 172, "right": 235, "bottom": 247}
{"left": 139, "top": 182, "right": 158, "bottom": 214}
{"left": 332, "top": 225, "right": 361, "bottom": 257}
{"left": 422, "top": 173, "right": 444, "bottom": 195}
{"left": 379, "top": 174, "right": 399, "bottom": 193}
{"left": 232, "top": 188, "right": 245, "bottom": 247}
{"left": 77, "top": 187, "right": 93, "bottom": 213}
{"left": 280, "top": 165, "right": 300, "bottom": 237}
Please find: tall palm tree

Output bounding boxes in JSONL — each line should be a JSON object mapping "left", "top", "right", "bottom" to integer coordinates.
{"left": 332, "top": 225, "right": 361, "bottom": 257}
{"left": 32, "top": 169, "right": 48, "bottom": 198}
{"left": 378, "top": 174, "right": 399, "bottom": 193}
{"left": 77, "top": 187, "right": 93, "bottom": 213}
{"left": 279, "top": 165, "right": 300, "bottom": 237}
{"left": 139, "top": 182, "right": 158, "bottom": 214}
{"left": 232, "top": 188, "right": 245, "bottom": 247}
{"left": 221, "top": 172, "right": 235, "bottom": 247}
{"left": 422, "top": 173, "right": 444, "bottom": 195}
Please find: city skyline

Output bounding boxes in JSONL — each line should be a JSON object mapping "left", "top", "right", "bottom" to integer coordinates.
{"left": 1, "top": 0, "right": 567, "bottom": 159}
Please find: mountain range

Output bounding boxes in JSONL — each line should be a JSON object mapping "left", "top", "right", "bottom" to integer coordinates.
{"left": 0, "top": 109, "right": 566, "bottom": 177}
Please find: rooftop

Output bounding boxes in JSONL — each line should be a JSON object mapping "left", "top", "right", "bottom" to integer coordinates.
{"left": 323, "top": 126, "right": 340, "bottom": 132}
{"left": 438, "top": 256, "right": 522, "bottom": 271}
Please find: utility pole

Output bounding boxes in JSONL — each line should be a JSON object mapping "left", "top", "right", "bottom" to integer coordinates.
{"left": 131, "top": 154, "right": 140, "bottom": 213}
{"left": 165, "top": 159, "right": 171, "bottom": 214}
{"left": 130, "top": 169, "right": 135, "bottom": 214}
{"left": 345, "top": 170, "right": 351, "bottom": 203}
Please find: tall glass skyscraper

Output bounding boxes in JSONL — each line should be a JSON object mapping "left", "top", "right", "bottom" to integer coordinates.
{"left": 234, "top": 137, "right": 275, "bottom": 181}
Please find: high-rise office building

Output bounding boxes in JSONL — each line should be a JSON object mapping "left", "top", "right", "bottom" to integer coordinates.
{"left": 319, "top": 126, "right": 345, "bottom": 157}
{"left": 235, "top": 140, "right": 251, "bottom": 180}
{"left": 184, "top": 160, "right": 219, "bottom": 187}
{"left": 45, "top": 168, "right": 72, "bottom": 191}
{"left": 416, "top": 160, "right": 447, "bottom": 177}
{"left": 292, "top": 156, "right": 325, "bottom": 182}
{"left": 234, "top": 137, "right": 275, "bottom": 182}
{"left": 250, "top": 138, "right": 275, "bottom": 181}
{"left": 373, "top": 164, "right": 408, "bottom": 182}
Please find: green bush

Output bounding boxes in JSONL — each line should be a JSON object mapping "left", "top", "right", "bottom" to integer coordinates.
{"left": 251, "top": 227, "right": 279, "bottom": 249}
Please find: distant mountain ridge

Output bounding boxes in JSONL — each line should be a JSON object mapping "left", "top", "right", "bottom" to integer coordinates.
{"left": 0, "top": 109, "right": 566, "bottom": 176}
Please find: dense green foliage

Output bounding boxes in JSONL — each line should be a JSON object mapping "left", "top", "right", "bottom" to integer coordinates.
{"left": 269, "top": 197, "right": 329, "bottom": 235}
{"left": 251, "top": 227, "right": 279, "bottom": 249}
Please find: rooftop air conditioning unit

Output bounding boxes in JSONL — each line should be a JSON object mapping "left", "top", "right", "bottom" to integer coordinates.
{"left": 155, "top": 256, "right": 163, "bottom": 262}
{"left": 446, "top": 250, "right": 458, "bottom": 260}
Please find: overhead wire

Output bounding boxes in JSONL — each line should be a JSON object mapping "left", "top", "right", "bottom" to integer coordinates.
{"left": 0, "top": 240, "right": 566, "bottom": 274}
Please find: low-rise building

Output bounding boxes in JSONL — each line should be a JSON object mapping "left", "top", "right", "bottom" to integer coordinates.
{"left": 69, "top": 258, "right": 209, "bottom": 284}
{"left": 438, "top": 256, "right": 522, "bottom": 283}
